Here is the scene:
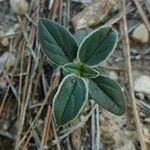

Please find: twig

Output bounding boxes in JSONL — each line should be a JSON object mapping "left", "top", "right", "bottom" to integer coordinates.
{"left": 41, "top": 105, "right": 52, "bottom": 146}
{"left": 66, "top": 0, "right": 71, "bottom": 29}
{"left": 144, "top": 0, "right": 150, "bottom": 15}
{"left": 15, "top": 43, "right": 40, "bottom": 150}
{"left": 29, "top": 103, "right": 43, "bottom": 109}
{"left": 0, "top": 30, "right": 29, "bottom": 39}
{"left": 29, "top": 119, "right": 41, "bottom": 149}
{"left": 52, "top": 120, "right": 61, "bottom": 150}
{"left": 0, "top": 45, "right": 21, "bottom": 116}
{"left": 105, "top": 2, "right": 135, "bottom": 26}
{"left": 51, "top": 0, "right": 60, "bottom": 20}
{"left": 25, "top": 13, "right": 37, "bottom": 26}
{"left": 40, "top": 70, "right": 53, "bottom": 147}
{"left": 0, "top": 130, "right": 16, "bottom": 141}
{"left": 121, "top": 1, "right": 147, "bottom": 150}
{"left": 66, "top": 138, "right": 72, "bottom": 150}
{"left": 59, "top": 121, "right": 85, "bottom": 135}
{"left": 91, "top": 101, "right": 96, "bottom": 150}
{"left": 96, "top": 105, "right": 100, "bottom": 150}
{"left": 0, "top": 85, "right": 10, "bottom": 116}
{"left": 16, "top": 68, "right": 60, "bottom": 149}
{"left": 137, "top": 100, "right": 150, "bottom": 111}
{"left": 18, "top": 41, "right": 25, "bottom": 117}
{"left": 15, "top": 53, "right": 32, "bottom": 149}
{"left": 132, "top": 0, "right": 150, "bottom": 32}
{"left": 17, "top": 16, "right": 36, "bottom": 60}
{"left": 5, "top": 75, "right": 20, "bottom": 102}
{"left": 48, "top": 0, "right": 54, "bottom": 10}
{"left": 32, "top": 68, "right": 41, "bottom": 101}
{"left": 59, "top": 0, "right": 63, "bottom": 24}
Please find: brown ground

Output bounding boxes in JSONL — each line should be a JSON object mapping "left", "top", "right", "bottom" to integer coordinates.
{"left": 0, "top": 0, "right": 149, "bottom": 150}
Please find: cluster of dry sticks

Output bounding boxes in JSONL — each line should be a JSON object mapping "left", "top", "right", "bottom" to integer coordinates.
{"left": 0, "top": 0, "right": 149, "bottom": 149}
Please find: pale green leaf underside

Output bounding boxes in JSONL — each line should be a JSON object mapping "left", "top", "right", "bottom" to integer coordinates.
{"left": 38, "top": 19, "right": 78, "bottom": 65}
{"left": 89, "top": 75, "right": 125, "bottom": 115}
{"left": 78, "top": 26, "right": 118, "bottom": 67}
{"left": 63, "top": 63, "right": 99, "bottom": 78}
{"left": 74, "top": 27, "right": 93, "bottom": 46}
{"left": 53, "top": 74, "right": 88, "bottom": 126}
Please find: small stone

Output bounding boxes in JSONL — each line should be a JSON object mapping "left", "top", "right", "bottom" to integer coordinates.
{"left": 72, "top": 0, "right": 112, "bottom": 30}
{"left": 10, "top": 0, "right": 28, "bottom": 15}
{"left": 139, "top": 112, "right": 145, "bottom": 118}
{"left": 134, "top": 75, "right": 150, "bottom": 94}
{"left": 3, "top": 123, "right": 8, "bottom": 130}
{"left": 131, "top": 24, "right": 149, "bottom": 43}
{"left": 109, "top": 71, "right": 118, "bottom": 80}
{"left": 135, "top": 92, "right": 144, "bottom": 100}
{"left": 144, "top": 118, "right": 150, "bottom": 123}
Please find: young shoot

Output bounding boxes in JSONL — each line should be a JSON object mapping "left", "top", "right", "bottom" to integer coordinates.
{"left": 38, "top": 19, "right": 125, "bottom": 126}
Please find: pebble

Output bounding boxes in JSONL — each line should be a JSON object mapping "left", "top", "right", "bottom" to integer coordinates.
{"left": 144, "top": 118, "right": 150, "bottom": 123}
{"left": 134, "top": 75, "right": 150, "bottom": 95}
{"left": 131, "top": 24, "right": 149, "bottom": 43}
{"left": 71, "top": 0, "right": 112, "bottom": 30}
{"left": 139, "top": 112, "right": 146, "bottom": 118}
{"left": 109, "top": 71, "right": 118, "bottom": 80}
{"left": 3, "top": 123, "right": 9, "bottom": 130}
{"left": 135, "top": 92, "right": 144, "bottom": 100}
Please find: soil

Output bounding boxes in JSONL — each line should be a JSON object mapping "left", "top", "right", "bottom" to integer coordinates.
{"left": 0, "top": 0, "right": 149, "bottom": 150}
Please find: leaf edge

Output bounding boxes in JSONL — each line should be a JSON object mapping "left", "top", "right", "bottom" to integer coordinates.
{"left": 52, "top": 74, "right": 89, "bottom": 127}
{"left": 77, "top": 25, "right": 119, "bottom": 68}
{"left": 38, "top": 18, "right": 78, "bottom": 66}
{"left": 90, "top": 74, "right": 125, "bottom": 115}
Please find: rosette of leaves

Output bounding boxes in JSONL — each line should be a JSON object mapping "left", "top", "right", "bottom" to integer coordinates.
{"left": 38, "top": 19, "right": 125, "bottom": 126}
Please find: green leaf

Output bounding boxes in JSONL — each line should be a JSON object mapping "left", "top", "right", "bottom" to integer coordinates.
{"left": 63, "top": 63, "right": 99, "bottom": 78}
{"left": 78, "top": 26, "right": 118, "bottom": 67}
{"left": 38, "top": 19, "right": 78, "bottom": 65}
{"left": 89, "top": 75, "right": 125, "bottom": 115}
{"left": 53, "top": 74, "right": 88, "bottom": 126}
{"left": 74, "top": 27, "right": 93, "bottom": 46}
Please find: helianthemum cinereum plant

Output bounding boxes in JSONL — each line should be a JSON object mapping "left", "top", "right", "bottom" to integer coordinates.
{"left": 38, "top": 19, "right": 125, "bottom": 126}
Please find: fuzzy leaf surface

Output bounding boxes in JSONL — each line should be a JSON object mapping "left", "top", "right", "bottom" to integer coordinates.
{"left": 38, "top": 19, "right": 78, "bottom": 65}
{"left": 63, "top": 63, "right": 99, "bottom": 78}
{"left": 78, "top": 26, "right": 118, "bottom": 67}
{"left": 53, "top": 74, "right": 88, "bottom": 126}
{"left": 89, "top": 75, "right": 125, "bottom": 115}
